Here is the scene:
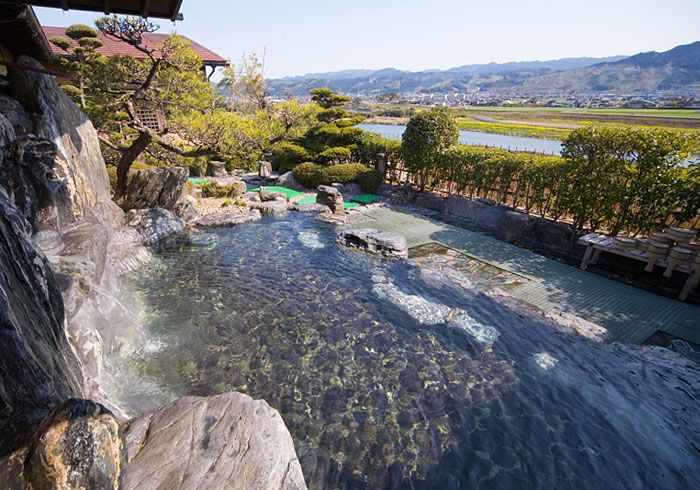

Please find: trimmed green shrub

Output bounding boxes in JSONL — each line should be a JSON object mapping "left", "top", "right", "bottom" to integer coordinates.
{"left": 318, "top": 146, "right": 352, "bottom": 164}
{"left": 65, "top": 24, "right": 98, "bottom": 40}
{"left": 402, "top": 107, "right": 459, "bottom": 189}
{"left": 355, "top": 168, "right": 383, "bottom": 193}
{"left": 272, "top": 142, "right": 311, "bottom": 173}
{"left": 292, "top": 162, "right": 326, "bottom": 188}
{"left": 354, "top": 131, "right": 401, "bottom": 166}
{"left": 293, "top": 162, "right": 382, "bottom": 192}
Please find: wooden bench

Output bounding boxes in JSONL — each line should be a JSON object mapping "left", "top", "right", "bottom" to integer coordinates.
{"left": 579, "top": 233, "right": 700, "bottom": 301}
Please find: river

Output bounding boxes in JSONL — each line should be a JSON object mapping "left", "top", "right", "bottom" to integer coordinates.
{"left": 360, "top": 123, "right": 564, "bottom": 155}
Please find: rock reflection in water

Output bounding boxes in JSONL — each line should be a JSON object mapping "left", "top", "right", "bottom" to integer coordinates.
{"left": 114, "top": 214, "right": 700, "bottom": 489}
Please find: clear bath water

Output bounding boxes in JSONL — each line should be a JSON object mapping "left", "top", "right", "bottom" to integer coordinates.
{"left": 109, "top": 213, "right": 700, "bottom": 489}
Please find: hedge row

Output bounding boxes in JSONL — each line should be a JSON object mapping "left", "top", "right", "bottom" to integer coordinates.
{"left": 396, "top": 126, "right": 700, "bottom": 235}
{"left": 292, "top": 162, "right": 382, "bottom": 193}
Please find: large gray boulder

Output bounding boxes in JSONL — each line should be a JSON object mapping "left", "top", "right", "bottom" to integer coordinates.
{"left": 122, "top": 167, "right": 189, "bottom": 212}
{"left": 276, "top": 171, "right": 307, "bottom": 191}
{"left": 337, "top": 228, "right": 409, "bottom": 258}
{"left": 173, "top": 194, "right": 198, "bottom": 222}
{"left": 250, "top": 200, "right": 290, "bottom": 215}
{"left": 293, "top": 202, "right": 330, "bottom": 213}
{"left": 122, "top": 392, "right": 306, "bottom": 490}
{"left": 1, "top": 57, "right": 151, "bottom": 414}
{"left": 125, "top": 208, "right": 186, "bottom": 246}
{"left": 205, "top": 160, "right": 227, "bottom": 177}
{"left": 260, "top": 187, "right": 288, "bottom": 202}
{"left": 316, "top": 185, "right": 344, "bottom": 215}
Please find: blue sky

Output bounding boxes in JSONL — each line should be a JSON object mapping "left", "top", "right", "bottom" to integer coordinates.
{"left": 35, "top": 0, "right": 700, "bottom": 78}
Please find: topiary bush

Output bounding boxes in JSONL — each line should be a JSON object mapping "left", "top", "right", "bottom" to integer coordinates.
{"left": 293, "top": 162, "right": 382, "bottom": 192}
{"left": 355, "top": 168, "right": 383, "bottom": 193}
{"left": 318, "top": 146, "right": 352, "bottom": 164}
{"left": 272, "top": 142, "right": 311, "bottom": 173}
{"left": 292, "top": 162, "right": 326, "bottom": 188}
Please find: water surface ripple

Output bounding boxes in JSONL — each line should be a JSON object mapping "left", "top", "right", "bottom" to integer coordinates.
{"left": 113, "top": 214, "right": 699, "bottom": 489}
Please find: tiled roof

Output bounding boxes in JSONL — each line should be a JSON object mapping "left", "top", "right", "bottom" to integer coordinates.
{"left": 42, "top": 26, "right": 228, "bottom": 66}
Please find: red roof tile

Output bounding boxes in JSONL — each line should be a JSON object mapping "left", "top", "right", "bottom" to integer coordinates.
{"left": 42, "top": 26, "right": 228, "bottom": 66}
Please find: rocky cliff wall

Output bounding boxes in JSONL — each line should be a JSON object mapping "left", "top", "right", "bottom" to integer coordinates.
{"left": 1, "top": 57, "right": 150, "bottom": 409}
{"left": 0, "top": 57, "right": 305, "bottom": 488}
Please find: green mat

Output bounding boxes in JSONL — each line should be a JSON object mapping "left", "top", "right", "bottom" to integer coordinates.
{"left": 188, "top": 178, "right": 212, "bottom": 186}
{"left": 351, "top": 193, "right": 382, "bottom": 204}
{"left": 248, "top": 185, "right": 304, "bottom": 199}
{"left": 246, "top": 185, "right": 259, "bottom": 192}
{"left": 295, "top": 195, "right": 317, "bottom": 204}
{"left": 291, "top": 194, "right": 359, "bottom": 209}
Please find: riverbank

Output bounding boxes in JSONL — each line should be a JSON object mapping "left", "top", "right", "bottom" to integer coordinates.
{"left": 359, "top": 122, "right": 564, "bottom": 155}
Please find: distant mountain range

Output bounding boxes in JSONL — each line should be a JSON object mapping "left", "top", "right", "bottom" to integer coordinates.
{"left": 267, "top": 42, "right": 700, "bottom": 98}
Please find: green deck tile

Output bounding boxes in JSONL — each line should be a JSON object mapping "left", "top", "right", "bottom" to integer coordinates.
{"left": 351, "top": 207, "right": 700, "bottom": 345}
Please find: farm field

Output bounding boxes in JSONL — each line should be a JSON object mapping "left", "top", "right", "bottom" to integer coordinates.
{"left": 366, "top": 104, "right": 700, "bottom": 139}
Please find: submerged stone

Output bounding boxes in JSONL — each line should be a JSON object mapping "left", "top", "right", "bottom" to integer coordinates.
{"left": 338, "top": 228, "right": 408, "bottom": 259}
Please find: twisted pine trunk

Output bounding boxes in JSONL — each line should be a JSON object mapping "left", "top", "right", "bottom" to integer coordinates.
{"left": 113, "top": 131, "right": 153, "bottom": 199}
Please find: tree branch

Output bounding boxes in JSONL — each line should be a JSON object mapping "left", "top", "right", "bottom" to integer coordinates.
{"left": 98, "top": 133, "right": 127, "bottom": 151}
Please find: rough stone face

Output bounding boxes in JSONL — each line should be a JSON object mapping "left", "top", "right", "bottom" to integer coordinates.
{"left": 293, "top": 202, "right": 330, "bottom": 213}
{"left": 250, "top": 200, "right": 290, "bottom": 215}
{"left": 258, "top": 160, "right": 273, "bottom": 178}
{"left": 337, "top": 228, "right": 409, "bottom": 259}
{"left": 260, "top": 188, "right": 288, "bottom": 202}
{"left": 276, "top": 171, "right": 307, "bottom": 191}
{"left": 0, "top": 189, "right": 83, "bottom": 424}
{"left": 0, "top": 94, "right": 33, "bottom": 136}
{"left": 125, "top": 208, "right": 186, "bottom": 246}
{"left": 242, "top": 191, "right": 261, "bottom": 203}
{"left": 498, "top": 210, "right": 533, "bottom": 244}
{"left": 24, "top": 399, "right": 124, "bottom": 490}
{"left": 531, "top": 217, "right": 580, "bottom": 252}
{"left": 0, "top": 113, "right": 16, "bottom": 148}
{"left": 316, "top": 185, "right": 344, "bottom": 215}
{"left": 412, "top": 192, "right": 445, "bottom": 213}
{"left": 121, "top": 167, "right": 189, "bottom": 212}
{"left": 10, "top": 56, "right": 119, "bottom": 229}
{"left": 0, "top": 136, "right": 74, "bottom": 231}
{"left": 122, "top": 392, "right": 306, "bottom": 490}
{"left": 106, "top": 227, "right": 153, "bottom": 275}
{"left": 1, "top": 58, "right": 149, "bottom": 418}
{"left": 173, "top": 194, "right": 198, "bottom": 222}
{"left": 444, "top": 195, "right": 507, "bottom": 232}
{"left": 205, "top": 160, "right": 227, "bottom": 177}
{"left": 196, "top": 209, "right": 262, "bottom": 227}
